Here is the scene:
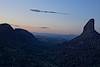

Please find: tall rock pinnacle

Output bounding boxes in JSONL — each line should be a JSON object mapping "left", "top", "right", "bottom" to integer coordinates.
{"left": 64, "top": 19, "right": 100, "bottom": 67}
{"left": 81, "top": 18, "right": 100, "bottom": 37}
{"left": 83, "top": 18, "right": 95, "bottom": 34}
{"left": 65, "top": 18, "right": 100, "bottom": 46}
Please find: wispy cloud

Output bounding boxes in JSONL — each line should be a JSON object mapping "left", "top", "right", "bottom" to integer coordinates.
{"left": 40, "top": 27, "right": 49, "bottom": 29}
{"left": 30, "top": 9, "right": 69, "bottom": 15}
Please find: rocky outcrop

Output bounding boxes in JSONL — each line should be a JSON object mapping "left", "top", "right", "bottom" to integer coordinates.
{"left": 63, "top": 19, "right": 100, "bottom": 67}
{"left": 66, "top": 19, "right": 100, "bottom": 47}
{"left": 0, "top": 23, "right": 57, "bottom": 67}
{"left": 81, "top": 19, "right": 100, "bottom": 38}
{"left": 0, "top": 23, "right": 14, "bottom": 32}
{"left": 0, "top": 23, "right": 44, "bottom": 67}
{"left": 0, "top": 23, "right": 37, "bottom": 41}
{"left": 83, "top": 19, "right": 95, "bottom": 33}
{"left": 0, "top": 23, "right": 39, "bottom": 50}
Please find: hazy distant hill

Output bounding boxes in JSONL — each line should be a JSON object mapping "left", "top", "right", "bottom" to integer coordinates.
{"left": 33, "top": 32, "right": 76, "bottom": 44}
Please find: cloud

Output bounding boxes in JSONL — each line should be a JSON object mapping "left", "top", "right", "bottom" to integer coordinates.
{"left": 30, "top": 9, "right": 69, "bottom": 15}
{"left": 40, "top": 27, "right": 49, "bottom": 29}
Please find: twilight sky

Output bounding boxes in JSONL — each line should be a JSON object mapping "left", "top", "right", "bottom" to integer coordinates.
{"left": 0, "top": 0, "right": 100, "bottom": 34}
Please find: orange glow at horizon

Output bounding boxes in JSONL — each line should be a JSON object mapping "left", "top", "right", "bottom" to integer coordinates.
{"left": 0, "top": 17, "right": 81, "bottom": 35}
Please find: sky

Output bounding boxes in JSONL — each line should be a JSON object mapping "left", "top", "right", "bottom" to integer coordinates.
{"left": 0, "top": 0, "right": 100, "bottom": 34}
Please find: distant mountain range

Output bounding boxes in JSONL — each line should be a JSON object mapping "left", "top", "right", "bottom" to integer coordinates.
{"left": 33, "top": 32, "right": 76, "bottom": 40}
{"left": 33, "top": 32, "right": 76, "bottom": 45}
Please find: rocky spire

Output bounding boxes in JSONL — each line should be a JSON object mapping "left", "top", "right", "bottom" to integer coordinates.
{"left": 82, "top": 18, "right": 96, "bottom": 35}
